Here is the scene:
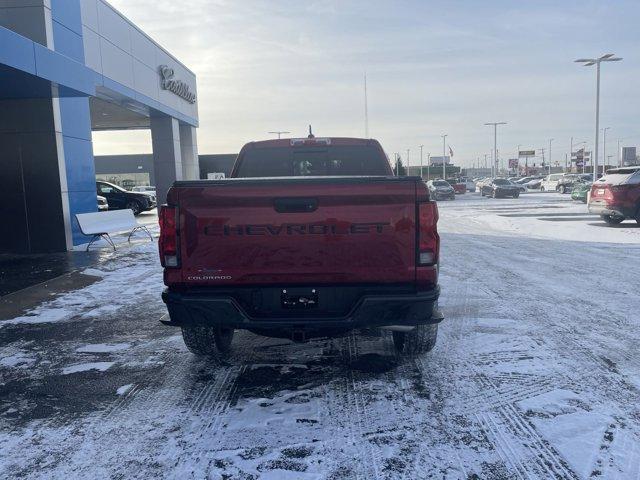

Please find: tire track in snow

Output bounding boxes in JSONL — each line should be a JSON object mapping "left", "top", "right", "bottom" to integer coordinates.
{"left": 167, "top": 332, "right": 268, "bottom": 477}
{"left": 337, "top": 332, "right": 383, "bottom": 480}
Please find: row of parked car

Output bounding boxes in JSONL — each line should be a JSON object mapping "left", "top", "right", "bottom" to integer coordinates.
{"left": 424, "top": 177, "right": 478, "bottom": 200}
{"left": 473, "top": 167, "right": 640, "bottom": 225}
{"left": 473, "top": 173, "right": 593, "bottom": 193}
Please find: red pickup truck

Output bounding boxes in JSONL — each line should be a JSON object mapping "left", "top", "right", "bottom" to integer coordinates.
{"left": 159, "top": 136, "right": 443, "bottom": 359}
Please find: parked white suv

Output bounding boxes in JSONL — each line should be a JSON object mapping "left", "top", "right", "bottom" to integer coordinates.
{"left": 540, "top": 174, "right": 565, "bottom": 192}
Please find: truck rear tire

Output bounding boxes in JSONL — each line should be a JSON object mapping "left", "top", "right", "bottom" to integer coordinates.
{"left": 181, "top": 325, "right": 234, "bottom": 357}
{"left": 393, "top": 324, "right": 438, "bottom": 355}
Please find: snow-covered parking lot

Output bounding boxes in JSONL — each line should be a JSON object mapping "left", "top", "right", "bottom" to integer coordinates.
{"left": 1, "top": 192, "right": 639, "bottom": 479}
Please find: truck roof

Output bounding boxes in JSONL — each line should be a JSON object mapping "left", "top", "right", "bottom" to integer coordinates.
{"left": 242, "top": 137, "right": 380, "bottom": 149}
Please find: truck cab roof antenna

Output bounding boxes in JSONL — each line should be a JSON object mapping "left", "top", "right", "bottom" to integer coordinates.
{"left": 308, "top": 125, "right": 315, "bottom": 139}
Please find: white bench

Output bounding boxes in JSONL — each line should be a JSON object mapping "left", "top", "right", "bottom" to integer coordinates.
{"left": 76, "top": 209, "right": 153, "bottom": 251}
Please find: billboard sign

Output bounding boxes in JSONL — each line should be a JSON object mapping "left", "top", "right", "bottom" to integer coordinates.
{"left": 508, "top": 158, "right": 519, "bottom": 169}
{"left": 518, "top": 150, "right": 535, "bottom": 157}
{"left": 622, "top": 147, "right": 636, "bottom": 165}
{"left": 572, "top": 150, "right": 591, "bottom": 162}
{"left": 429, "top": 156, "right": 450, "bottom": 166}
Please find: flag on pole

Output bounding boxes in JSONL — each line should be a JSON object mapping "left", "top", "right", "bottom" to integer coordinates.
{"left": 448, "top": 145, "right": 454, "bottom": 157}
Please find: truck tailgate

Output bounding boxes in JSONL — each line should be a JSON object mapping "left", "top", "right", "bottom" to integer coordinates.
{"left": 173, "top": 177, "right": 417, "bottom": 286}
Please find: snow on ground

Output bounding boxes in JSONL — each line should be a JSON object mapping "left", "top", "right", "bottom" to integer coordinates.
{"left": 76, "top": 343, "right": 132, "bottom": 353}
{"left": 62, "top": 362, "right": 115, "bottom": 375}
{"left": 0, "top": 242, "right": 162, "bottom": 328}
{"left": 442, "top": 191, "right": 640, "bottom": 243}
{"left": 0, "top": 192, "right": 639, "bottom": 479}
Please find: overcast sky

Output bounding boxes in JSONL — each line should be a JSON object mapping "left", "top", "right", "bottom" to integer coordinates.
{"left": 94, "top": 0, "right": 640, "bottom": 168}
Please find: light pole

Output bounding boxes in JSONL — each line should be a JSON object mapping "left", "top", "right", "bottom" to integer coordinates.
{"left": 603, "top": 127, "right": 610, "bottom": 171}
{"left": 575, "top": 54, "right": 623, "bottom": 181}
{"left": 485, "top": 122, "right": 506, "bottom": 178}
{"left": 617, "top": 138, "right": 621, "bottom": 166}
{"left": 427, "top": 153, "right": 431, "bottom": 180}
{"left": 548, "top": 138, "right": 554, "bottom": 175}
{"left": 568, "top": 138, "right": 573, "bottom": 171}
{"left": 419, "top": 145, "right": 424, "bottom": 179}
{"left": 441, "top": 134, "right": 448, "bottom": 179}
{"left": 268, "top": 131, "right": 290, "bottom": 139}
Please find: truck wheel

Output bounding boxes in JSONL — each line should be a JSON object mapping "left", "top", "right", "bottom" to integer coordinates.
{"left": 181, "top": 325, "right": 234, "bottom": 357}
{"left": 559, "top": 185, "right": 567, "bottom": 194}
{"left": 601, "top": 215, "right": 624, "bottom": 225}
{"left": 393, "top": 324, "right": 438, "bottom": 355}
{"left": 513, "top": 192, "right": 520, "bottom": 198}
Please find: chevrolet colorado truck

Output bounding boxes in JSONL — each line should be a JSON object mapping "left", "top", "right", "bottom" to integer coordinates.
{"left": 159, "top": 136, "right": 443, "bottom": 358}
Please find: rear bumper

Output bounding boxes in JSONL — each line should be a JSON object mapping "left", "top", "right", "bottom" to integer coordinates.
{"left": 588, "top": 201, "right": 634, "bottom": 218}
{"left": 434, "top": 192, "right": 455, "bottom": 200}
{"left": 161, "top": 285, "right": 442, "bottom": 332}
{"left": 494, "top": 189, "right": 519, "bottom": 197}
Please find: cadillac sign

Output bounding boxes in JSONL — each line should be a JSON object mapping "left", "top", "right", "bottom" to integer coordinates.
{"left": 159, "top": 65, "right": 196, "bottom": 104}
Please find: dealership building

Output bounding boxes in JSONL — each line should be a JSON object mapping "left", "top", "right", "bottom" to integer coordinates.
{"left": 0, "top": 0, "right": 199, "bottom": 253}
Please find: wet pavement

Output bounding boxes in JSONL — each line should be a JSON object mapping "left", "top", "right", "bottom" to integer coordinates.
{"left": 0, "top": 211, "right": 158, "bottom": 297}
{"left": 0, "top": 251, "right": 102, "bottom": 297}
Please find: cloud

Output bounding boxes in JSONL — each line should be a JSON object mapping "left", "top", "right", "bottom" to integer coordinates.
{"left": 94, "top": 0, "right": 640, "bottom": 166}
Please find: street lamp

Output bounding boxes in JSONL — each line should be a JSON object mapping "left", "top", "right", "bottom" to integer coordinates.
{"left": 485, "top": 122, "right": 507, "bottom": 177}
{"left": 575, "top": 53, "right": 623, "bottom": 180}
{"left": 441, "top": 134, "right": 448, "bottom": 179}
{"left": 419, "top": 145, "right": 424, "bottom": 179}
{"left": 602, "top": 127, "right": 610, "bottom": 170}
{"left": 548, "top": 138, "right": 554, "bottom": 175}
{"left": 617, "top": 138, "right": 622, "bottom": 167}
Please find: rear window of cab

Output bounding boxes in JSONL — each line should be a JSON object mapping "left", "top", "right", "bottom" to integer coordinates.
{"left": 234, "top": 145, "right": 391, "bottom": 177}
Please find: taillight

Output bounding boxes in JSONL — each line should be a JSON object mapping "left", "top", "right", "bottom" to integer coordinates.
{"left": 610, "top": 184, "right": 634, "bottom": 192}
{"left": 159, "top": 205, "right": 179, "bottom": 268}
{"left": 417, "top": 201, "right": 440, "bottom": 265}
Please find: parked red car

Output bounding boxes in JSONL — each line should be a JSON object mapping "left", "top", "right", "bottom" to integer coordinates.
{"left": 588, "top": 166, "right": 640, "bottom": 225}
{"left": 159, "top": 136, "right": 443, "bottom": 358}
{"left": 451, "top": 181, "right": 467, "bottom": 194}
